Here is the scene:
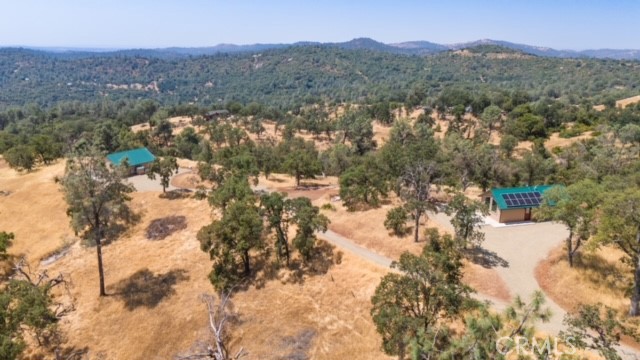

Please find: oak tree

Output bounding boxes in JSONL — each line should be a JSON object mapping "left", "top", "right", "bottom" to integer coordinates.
{"left": 446, "top": 193, "right": 488, "bottom": 249}
{"left": 198, "top": 200, "right": 264, "bottom": 292}
{"left": 371, "top": 236, "right": 471, "bottom": 358}
{"left": 537, "top": 181, "right": 601, "bottom": 267}
{"left": 147, "top": 156, "right": 179, "bottom": 193}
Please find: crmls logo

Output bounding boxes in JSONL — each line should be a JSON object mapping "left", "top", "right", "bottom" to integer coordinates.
{"left": 495, "top": 336, "right": 577, "bottom": 358}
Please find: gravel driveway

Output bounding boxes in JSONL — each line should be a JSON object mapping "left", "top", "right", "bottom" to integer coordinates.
{"left": 125, "top": 168, "right": 191, "bottom": 192}
{"left": 430, "top": 211, "right": 569, "bottom": 333}
{"left": 481, "top": 222, "right": 569, "bottom": 334}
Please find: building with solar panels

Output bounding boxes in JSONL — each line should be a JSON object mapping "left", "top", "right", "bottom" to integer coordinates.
{"left": 483, "top": 185, "right": 555, "bottom": 223}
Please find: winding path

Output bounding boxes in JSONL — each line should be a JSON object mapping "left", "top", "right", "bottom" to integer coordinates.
{"left": 319, "top": 229, "right": 393, "bottom": 268}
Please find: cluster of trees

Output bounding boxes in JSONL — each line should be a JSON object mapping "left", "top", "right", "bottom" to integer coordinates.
{"left": 197, "top": 185, "right": 329, "bottom": 292}
{"left": 196, "top": 125, "right": 329, "bottom": 291}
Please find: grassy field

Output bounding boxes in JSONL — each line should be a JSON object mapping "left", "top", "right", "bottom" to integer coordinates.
{"left": 0, "top": 159, "right": 391, "bottom": 360}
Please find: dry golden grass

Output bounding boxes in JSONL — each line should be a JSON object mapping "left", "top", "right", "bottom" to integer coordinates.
{"left": 536, "top": 245, "right": 630, "bottom": 314}
{"left": 248, "top": 119, "right": 397, "bottom": 151}
{"left": 372, "top": 122, "right": 392, "bottom": 146}
{"left": 616, "top": 95, "right": 640, "bottom": 108}
{"left": 255, "top": 121, "right": 336, "bottom": 151}
{"left": 545, "top": 131, "right": 594, "bottom": 151}
{"left": 228, "top": 252, "right": 391, "bottom": 360}
{"left": 1, "top": 162, "right": 392, "bottom": 359}
{"left": 594, "top": 95, "right": 640, "bottom": 111}
{"left": 536, "top": 245, "right": 640, "bottom": 350}
{"left": 130, "top": 116, "right": 200, "bottom": 135}
{"left": 0, "top": 160, "right": 71, "bottom": 262}
{"left": 258, "top": 173, "right": 338, "bottom": 194}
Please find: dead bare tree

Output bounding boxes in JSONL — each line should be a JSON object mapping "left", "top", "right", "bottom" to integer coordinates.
{"left": 177, "top": 293, "right": 246, "bottom": 360}
{"left": 13, "top": 257, "right": 75, "bottom": 317}
{"left": 11, "top": 257, "right": 75, "bottom": 350}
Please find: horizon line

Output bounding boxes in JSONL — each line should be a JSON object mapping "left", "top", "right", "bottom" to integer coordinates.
{"left": 1, "top": 37, "right": 639, "bottom": 53}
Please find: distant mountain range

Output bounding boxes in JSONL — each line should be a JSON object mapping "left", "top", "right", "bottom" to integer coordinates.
{"left": 14, "top": 38, "right": 640, "bottom": 60}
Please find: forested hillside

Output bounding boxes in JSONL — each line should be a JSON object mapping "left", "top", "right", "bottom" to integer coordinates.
{"left": 1, "top": 45, "right": 639, "bottom": 108}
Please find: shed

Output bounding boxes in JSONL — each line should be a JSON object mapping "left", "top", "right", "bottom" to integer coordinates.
{"left": 204, "top": 109, "right": 230, "bottom": 121}
{"left": 106, "top": 147, "right": 156, "bottom": 176}
{"left": 482, "top": 185, "right": 555, "bottom": 223}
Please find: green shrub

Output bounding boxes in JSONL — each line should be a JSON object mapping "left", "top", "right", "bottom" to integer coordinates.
{"left": 384, "top": 207, "right": 408, "bottom": 237}
{"left": 321, "top": 203, "right": 336, "bottom": 211}
{"left": 559, "top": 123, "right": 591, "bottom": 139}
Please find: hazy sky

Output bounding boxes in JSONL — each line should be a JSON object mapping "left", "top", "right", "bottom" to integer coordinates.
{"left": 1, "top": 0, "right": 638, "bottom": 50}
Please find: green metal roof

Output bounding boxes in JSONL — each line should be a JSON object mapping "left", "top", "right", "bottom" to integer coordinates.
{"left": 106, "top": 147, "right": 156, "bottom": 167}
{"left": 490, "top": 185, "right": 555, "bottom": 210}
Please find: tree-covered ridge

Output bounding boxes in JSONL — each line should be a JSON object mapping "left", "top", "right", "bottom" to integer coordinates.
{"left": 0, "top": 45, "right": 639, "bottom": 108}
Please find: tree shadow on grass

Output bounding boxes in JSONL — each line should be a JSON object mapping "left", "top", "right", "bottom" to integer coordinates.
{"left": 145, "top": 215, "right": 188, "bottom": 240}
{"left": 54, "top": 345, "right": 89, "bottom": 360}
{"left": 574, "top": 252, "right": 628, "bottom": 295}
{"left": 265, "top": 176, "right": 287, "bottom": 183}
{"left": 252, "top": 240, "right": 340, "bottom": 289}
{"left": 465, "top": 247, "right": 509, "bottom": 269}
{"left": 278, "top": 329, "right": 317, "bottom": 360}
{"left": 111, "top": 268, "right": 189, "bottom": 310}
{"left": 295, "top": 181, "right": 332, "bottom": 190}
{"left": 160, "top": 188, "right": 192, "bottom": 200}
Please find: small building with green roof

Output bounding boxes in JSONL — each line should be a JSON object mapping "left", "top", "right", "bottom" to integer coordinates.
{"left": 106, "top": 147, "right": 156, "bottom": 176}
{"left": 482, "top": 185, "right": 556, "bottom": 223}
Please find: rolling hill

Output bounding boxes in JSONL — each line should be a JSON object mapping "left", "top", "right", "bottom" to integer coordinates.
{"left": 0, "top": 42, "right": 639, "bottom": 107}
{"left": 17, "top": 37, "right": 640, "bottom": 60}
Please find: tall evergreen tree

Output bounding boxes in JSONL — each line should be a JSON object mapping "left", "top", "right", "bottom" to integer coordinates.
{"left": 61, "top": 149, "right": 137, "bottom": 296}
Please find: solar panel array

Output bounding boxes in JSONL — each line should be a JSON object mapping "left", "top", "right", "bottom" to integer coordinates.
{"left": 501, "top": 191, "right": 542, "bottom": 208}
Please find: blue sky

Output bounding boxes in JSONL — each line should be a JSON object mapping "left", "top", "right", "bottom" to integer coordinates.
{"left": 1, "top": 0, "right": 638, "bottom": 50}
